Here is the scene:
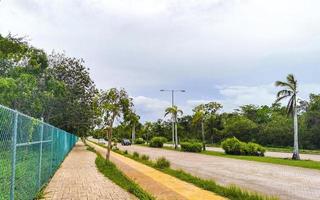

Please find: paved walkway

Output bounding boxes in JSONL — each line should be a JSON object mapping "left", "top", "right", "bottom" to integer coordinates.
{"left": 87, "top": 140, "right": 226, "bottom": 200}
{"left": 117, "top": 144, "right": 320, "bottom": 200}
{"left": 44, "top": 142, "right": 134, "bottom": 200}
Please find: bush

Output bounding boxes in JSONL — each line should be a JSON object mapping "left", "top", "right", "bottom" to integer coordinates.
{"left": 221, "top": 137, "right": 265, "bottom": 156}
{"left": 154, "top": 157, "right": 170, "bottom": 169}
{"left": 124, "top": 150, "right": 128, "bottom": 154}
{"left": 141, "top": 154, "right": 150, "bottom": 161}
{"left": 221, "top": 137, "right": 244, "bottom": 155}
{"left": 133, "top": 151, "right": 140, "bottom": 158}
{"left": 180, "top": 142, "right": 202, "bottom": 152}
{"left": 149, "top": 137, "right": 167, "bottom": 148}
{"left": 135, "top": 138, "right": 145, "bottom": 144}
{"left": 246, "top": 142, "right": 266, "bottom": 156}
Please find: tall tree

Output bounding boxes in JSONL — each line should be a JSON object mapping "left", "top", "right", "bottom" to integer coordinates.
{"left": 124, "top": 110, "right": 140, "bottom": 143}
{"left": 165, "top": 105, "right": 183, "bottom": 149}
{"left": 275, "top": 74, "right": 300, "bottom": 160}
{"left": 96, "top": 88, "right": 132, "bottom": 160}
{"left": 48, "top": 52, "right": 97, "bottom": 137}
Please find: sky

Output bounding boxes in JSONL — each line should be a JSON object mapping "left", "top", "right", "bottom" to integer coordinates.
{"left": 1, "top": 0, "right": 320, "bottom": 122}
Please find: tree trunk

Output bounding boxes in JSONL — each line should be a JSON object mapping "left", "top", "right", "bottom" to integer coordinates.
{"left": 132, "top": 123, "right": 136, "bottom": 144}
{"left": 292, "top": 105, "right": 300, "bottom": 160}
{"left": 201, "top": 121, "right": 206, "bottom": 151}
{"left": 172, "top": 118, "right": 175, "bottom": 147}
{"left": 106, "top": 128, "right": 112, "bottom": 160}
{"left": 175, "top": 117, "right": 178, "bottom": 149}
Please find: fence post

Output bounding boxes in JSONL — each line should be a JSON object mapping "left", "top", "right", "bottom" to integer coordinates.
{"left": 10, "top": 111, "right": 18, "bottom": 200}
{"left": 38, "top": 117, "right": 44, "bottom": 189}
{"left": 50, "top": 127, "right": 54, "bottom": 175}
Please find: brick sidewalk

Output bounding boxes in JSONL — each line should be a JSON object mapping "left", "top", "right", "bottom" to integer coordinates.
{"left": 44, "top": 142, "right": 135, "bottom": 200}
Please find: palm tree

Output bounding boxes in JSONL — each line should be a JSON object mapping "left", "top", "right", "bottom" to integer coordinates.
{"left": 128, "top": 112, "right": 140, "bottom": 143}
{"left": 165, "top": 105, "right": 183, "bottom": 149}
{"left": 275, "top": 74, "right": 300, "bottom": 160}
{"left": 192, "top": 105, "right": 206, "bottom": 151}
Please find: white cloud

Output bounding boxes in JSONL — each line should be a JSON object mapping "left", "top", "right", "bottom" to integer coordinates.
{"left": 1, "top": 1, "right": 320, "bottom": 121}
{"left": 133, "top": 96, "right": 170, "bottom": 121}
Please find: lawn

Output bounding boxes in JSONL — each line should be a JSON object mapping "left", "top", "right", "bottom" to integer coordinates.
{"left": 160, "top": 145, "right": 320, "bottom": 171}
{"left": 204, "top": 143, "right": 320, "bottom": 155}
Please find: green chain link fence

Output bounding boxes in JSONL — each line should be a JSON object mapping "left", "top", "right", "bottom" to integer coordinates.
{"left": 0, "top": 104, "right": 78, "bottom": 200}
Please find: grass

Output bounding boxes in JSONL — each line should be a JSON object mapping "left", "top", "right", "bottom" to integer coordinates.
{"left": 201, "top": 151, "right": 320, "bottom": 170}
{"left": 112, "top": 148, "right": 278, "bottom": 200}
{"left": 159, "top": 144, "right": 320, "bottom": 171}
{"left": 205, "top": 143, "right": 320, "bottom": 155}
{"left": 88, "top": 146, "right": 154, "bottom": 200}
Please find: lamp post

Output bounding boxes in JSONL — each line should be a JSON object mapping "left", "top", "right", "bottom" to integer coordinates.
{"left": 160, "top": 89, "right": 186, "bottom": 148}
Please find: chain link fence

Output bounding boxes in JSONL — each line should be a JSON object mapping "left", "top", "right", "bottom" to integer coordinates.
{"left": 0, "top": 104, "right": 78, "bottom": 200}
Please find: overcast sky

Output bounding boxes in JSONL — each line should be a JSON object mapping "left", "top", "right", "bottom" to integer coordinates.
{"left": 1, "top": 0, "right": 320, "bottom": 121}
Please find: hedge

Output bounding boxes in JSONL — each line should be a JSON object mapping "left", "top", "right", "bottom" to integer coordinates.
{"left": 149, "top": 137, "right": 167, "bottom": 148}
{"left": 180, "top": 142, "right": 203, "bottom": 152}
{"left": 221, "top": 137, "right": 265, "bottom": 156}
{"left": 135, "top": 138, "right": 145, "bottom": 144}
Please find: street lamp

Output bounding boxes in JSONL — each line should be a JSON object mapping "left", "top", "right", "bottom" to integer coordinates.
{"left": 160, "top": 89, "right": 186, "bottom": 148}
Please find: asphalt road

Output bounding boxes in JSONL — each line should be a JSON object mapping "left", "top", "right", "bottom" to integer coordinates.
{"left": 118, "top": 144, "right": 320, "bottom": 200}
{"left": 164, "top": 144, "right": 320, "bottom": 161}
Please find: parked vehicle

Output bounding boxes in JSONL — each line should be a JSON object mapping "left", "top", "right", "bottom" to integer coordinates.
{"left": 121, "top": 139, "right": 131, "bottom": 146}
{"left": 98, "top": 138, "right": 107, "bottom": 144}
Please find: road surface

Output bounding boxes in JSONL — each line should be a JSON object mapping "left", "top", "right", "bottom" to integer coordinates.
{"left": 118, "top": 144, "right": 320, "bottom": 200}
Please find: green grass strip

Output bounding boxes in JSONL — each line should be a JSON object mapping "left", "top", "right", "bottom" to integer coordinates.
{"left": 112, "top": 148, "right": 278, "bottom": 200}
{"left": 157, "top": 145, "right": 320, "bottom": 171}
{"left": 93, "top": 150, "right": 154, "bottom": 200}
{"left": 201, "top": 151, "right": 320, "bottom": 171}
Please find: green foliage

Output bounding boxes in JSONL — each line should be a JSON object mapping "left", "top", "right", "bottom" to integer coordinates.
{"left": 135, "top": 137, "right": 145, "bottom": 144}
{"left": 221, "top": 137, "right": 245, "bottom": 155}
{"left": 124, "top": 150, "right": 128, "bottom": 154}
{"left": 180, "top": 142, "right": 203, "bottom": 152}
{"left": 154, "top": 157, "right": 170, "bottom": 169}
{"left": 223, "top": 116, "right": 258, "bottom": 142}
{"left": 149, "top": 137, "right": 167, "bottom": 148}
{"left": 95, "top": 154, "right": 154, "bottom": 200}
{"left": 141, "top": 154, "right": 150, "bottom": 161}
{"left": 0, "top": 34, "right": 97, "bottom": 137}
{"left": 222, "top": 137, "right": 265, "bottom": 156}
{"left": 133, "top": 151, "right": 140, "bottom": 158}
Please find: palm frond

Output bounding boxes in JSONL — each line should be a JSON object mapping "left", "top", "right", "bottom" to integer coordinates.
{"left": 276, "top": 90, "right": 292, "bottom": 98}
{"left": 286, "top": 96, "right": 295, "bottom": 116}
{"left": 275, "top": 94, "right": 290, "bottom": 103}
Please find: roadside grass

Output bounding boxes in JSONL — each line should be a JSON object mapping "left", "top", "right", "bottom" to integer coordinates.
{"left": 111, "top": 148, "right": 278, "bottom": 200}
{"left": 201, "top": 151, "right": 320, "bottom": 170}
{"left": 264, "top": 147, "right": 320, "bottom": 155}
{"left": 204, "top": 143, "right": 320, "bottom": 155}
{"left": 87, "top": 145, "right": 154, "bottom": 200}
{"left": 160, "top": 145, "right": 320, "bottom": 171}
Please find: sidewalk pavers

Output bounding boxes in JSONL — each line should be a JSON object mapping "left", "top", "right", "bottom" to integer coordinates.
{"left": 44, "top": 142, "right": 135, "bottom": 200}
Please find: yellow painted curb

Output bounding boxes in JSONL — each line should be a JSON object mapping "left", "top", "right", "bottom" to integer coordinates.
{"left": 89, "top": 141, "right": 226, "bottom": 200}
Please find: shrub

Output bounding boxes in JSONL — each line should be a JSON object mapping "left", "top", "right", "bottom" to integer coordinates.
{"left": 221, "top": 137, "right": 244, "bottom": 155}
{"left": 246, "top": 142, "right": 266, "bottom": 156}
{"left": 180, "top": 142, "right": 202, "bottom": 152}
{"left": 141, "top": 154, "right": 150, "bottom": 161}
{"left": 149, "top": 137, "right": 167, "bottom": 148}
{"left": 124, "top": 150, "right": 128, "bottom": 154}
{"left": 135, "top": 138, "right": 145, "bottom": 144}
{"left": 221, "top": 137, "right": 265, "bottom": 156}
{"left": 133, "top": 151, "right": 140, "bottom": 158}
{"left": 154, "top": 157, "right": 170, "bottom": 169}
